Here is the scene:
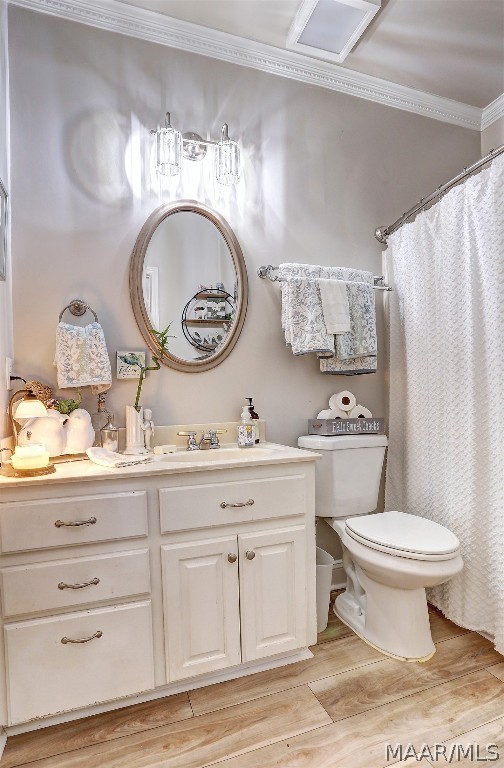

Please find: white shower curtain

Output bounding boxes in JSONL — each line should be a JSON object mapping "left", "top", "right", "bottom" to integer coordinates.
{"left": 385, "top": 154, "right": 504, "bottom": 653}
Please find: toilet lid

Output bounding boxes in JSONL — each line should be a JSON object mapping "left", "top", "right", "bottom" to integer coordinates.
{"left": 345, "top": 511, "right": 460, "bottom": 556}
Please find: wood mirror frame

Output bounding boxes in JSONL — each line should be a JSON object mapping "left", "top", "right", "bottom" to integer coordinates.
{"left": 129, "top": 200, "right": 248, "bottom": 373}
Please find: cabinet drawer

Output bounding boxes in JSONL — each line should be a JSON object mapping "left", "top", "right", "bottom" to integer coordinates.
{"left": 1, "top": 549, "right": 151, "bottom": 618}
{"left": 0, "top": 492, "right": 148, "bottom": 553}
{"left": 5, "top": 601, "right": 155, "bottom": 724}
{"left": 160, "top": 474, "right": 305, "bottom": 533}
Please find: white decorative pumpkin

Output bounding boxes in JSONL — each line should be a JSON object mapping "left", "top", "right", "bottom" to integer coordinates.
{"left": 64, "top": 409, "right": 95, "bottom": 454}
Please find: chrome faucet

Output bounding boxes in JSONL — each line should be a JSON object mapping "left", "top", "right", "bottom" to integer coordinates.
{"left": 177, "top": 431, "right": 199, "bottom": 451}
{"left": 177, "top": 429, "right": 227, "bottom": 451}
{"left": 198, "top": 429, "right": 227, "bottom": 450}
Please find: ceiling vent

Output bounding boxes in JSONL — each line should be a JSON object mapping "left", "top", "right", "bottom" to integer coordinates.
{"left": 287, "top": 0, "right": 381, "bottom": 64}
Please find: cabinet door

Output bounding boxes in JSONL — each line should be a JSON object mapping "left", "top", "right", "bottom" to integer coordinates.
{"left": 239, "top": 526, "right": 307, "bottom": 662}
{"left": 162, "top": 537, "right": 241, "bottom": 682}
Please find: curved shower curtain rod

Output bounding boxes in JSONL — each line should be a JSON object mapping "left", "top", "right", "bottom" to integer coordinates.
{"left": 375, "top": 142, "right": 504, "bottom": 244}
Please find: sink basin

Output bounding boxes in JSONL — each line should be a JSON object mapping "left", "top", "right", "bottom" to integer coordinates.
{"left": 153, "top": 446, "right": 279, "bottom": 463}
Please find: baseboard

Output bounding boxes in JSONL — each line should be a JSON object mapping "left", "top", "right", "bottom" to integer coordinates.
{"left": 332, "top": 559, "right": 346, "bottom": 590}
{"left": 5, "top": 648, "right": 313, "bottom": 736}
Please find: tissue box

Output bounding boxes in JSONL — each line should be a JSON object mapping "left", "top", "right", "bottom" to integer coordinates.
{"left": 308, "top": 418, "right": 385, "bottom": 436}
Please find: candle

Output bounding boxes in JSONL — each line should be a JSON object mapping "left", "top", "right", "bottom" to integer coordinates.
{"left": 11, "top": 444, "right": 50, "bottom": 471}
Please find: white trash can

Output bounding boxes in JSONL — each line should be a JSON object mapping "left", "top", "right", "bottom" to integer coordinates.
{"left": 316, "top": 546, "right": 334, "bottom": 633}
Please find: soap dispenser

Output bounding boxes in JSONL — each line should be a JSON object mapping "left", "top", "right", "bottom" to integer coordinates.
{"left": 238, "top": 403, "right": 256, "bottom": 448}
{"left": 247, "top": 397, "right": 260, "bottom": 443}
{"left": 91, "top": 393, "right": 110, "bottom": 446}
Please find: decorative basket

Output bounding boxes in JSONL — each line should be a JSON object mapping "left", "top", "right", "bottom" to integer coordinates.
{"left": 308, "top": 418, "right": 385, "bottom": 436}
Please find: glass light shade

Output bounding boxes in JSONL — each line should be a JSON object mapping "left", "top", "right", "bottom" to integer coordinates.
{"left": 14, "top": 397, "right": 47, "bottom": 419}
{"left": 156, "top": 112, "right": 182, "bottom": 176}
{"left": 216, "top": 125, "right": 241, "bottom": 186}
{"left": 11, "top": 444, "right": 50, "bottom": 470}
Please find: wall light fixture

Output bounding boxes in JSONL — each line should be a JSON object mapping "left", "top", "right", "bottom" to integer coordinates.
{"left": 151, "top": 113, "right": 241, "bottom": 186}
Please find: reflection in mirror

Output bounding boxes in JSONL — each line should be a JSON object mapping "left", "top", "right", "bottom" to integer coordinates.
{"left": 130, "top": 201, "right": 247, "bottom": 372}
{"left": 142, "top": 212, "right": 236, "bottom": 361}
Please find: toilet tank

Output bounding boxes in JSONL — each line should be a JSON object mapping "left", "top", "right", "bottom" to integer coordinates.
{"left": 298, "top": 434, "right": 388, "bottom": 518}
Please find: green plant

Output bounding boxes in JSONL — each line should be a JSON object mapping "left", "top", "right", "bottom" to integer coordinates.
{"left": 53, "top": 392, "right": 82, "bottom": 415}
{"left": 119, "top": 324, "right": 174, "bottom": 411}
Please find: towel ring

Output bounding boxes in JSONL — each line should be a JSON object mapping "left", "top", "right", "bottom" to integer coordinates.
{"left": 59, "top": 299, "right": 98, "bottom": 323}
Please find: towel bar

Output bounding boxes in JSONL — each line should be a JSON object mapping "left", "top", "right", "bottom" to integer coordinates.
{"left": 257, "top": 265, "right": 391, "bottom": 290}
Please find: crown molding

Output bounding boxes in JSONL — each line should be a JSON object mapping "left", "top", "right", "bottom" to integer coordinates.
{"left": 9, "top": 0, "right": 483, "bottom": 131}
{"left": 481, "top": 93, "right": 504, "bottom": 131}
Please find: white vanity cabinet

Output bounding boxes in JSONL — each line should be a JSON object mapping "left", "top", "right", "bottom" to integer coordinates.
{"left": 162, "top": 526, "right": 307, "bottom": 681}
{"left": 0, "top": 445, "right": 316, "bottom": 743}
{"left": 159, "top": 471, "right": 310, "bottom": 681}
{"left": 0, "top": 489, "right": 154, "bottom": 726}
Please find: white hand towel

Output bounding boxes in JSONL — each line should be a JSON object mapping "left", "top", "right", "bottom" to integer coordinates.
{"left": 55, "top": 322, "right": 112, "bottom": 390}
{"left": 86, "top": 447, "right": 152, "bottom": 468}
{"left": 318, "top": 279, "right": 350, "bottom": 334}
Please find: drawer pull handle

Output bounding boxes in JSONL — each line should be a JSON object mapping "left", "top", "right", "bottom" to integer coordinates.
{"left": 245, "top": 550, "right": 256, "bottom": 560}
{"left": 227, "top": 553, "right": 237, "bottom": 564}
{"left": 55, "top": 517, "right": 97, "bottom": 528}
{"left": 61, "top": 630, "right": 103, "bottom": 645}
{"left": 220, "top": 499, "right": 254, "bottom": 509}
{"left": 58, "top": 577, "right": 100, "bottom": 590}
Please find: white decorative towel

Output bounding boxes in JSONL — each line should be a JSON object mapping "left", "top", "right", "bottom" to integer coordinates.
{"left": 319, "top": 356, "right": 377, "bottom": 375}
{"left": 278, "top": 263, "right": 321, "bottom": 278}
{"left": 55, "top": 322, "right": 112, "bottom": 390}
{"left": 320, "top": 266, "right": 375, "bottom": 284}
{"left": 318, "top": 279, "right": 350, "bottom": 334}
{"left": 279, "top": 263, "right": 374, "bottom": 283}
{"left": 319, "top": 275, "right": 377, "bottom": 375}
{"left": 335, "top": 281, "right": 377, "bottom": 360}
{"left": 86, "top": 447, "right": 152, "bottom": 468}
{"left": 278, "top": 263, "right": 321, "bottom": 337}
{"left": 280, "top": 279, "right": 334, "bottom": 356}
{"left": 277, "top": 264, "right": 377, "bottom": 374}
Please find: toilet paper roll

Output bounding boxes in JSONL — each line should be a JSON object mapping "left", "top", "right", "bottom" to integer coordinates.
{"left": 329, "top": 391, "right": 357, "bottom": 412}
{"left": 349, "top": 405, "right": 373, "bottom": 419}
{"left": 317, "top": 409, "right": 333, "bottom": 419}
{"left": 328, "top": 408, "right": 348, "bottom": 419}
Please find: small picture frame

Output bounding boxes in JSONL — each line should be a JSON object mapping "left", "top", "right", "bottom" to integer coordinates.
{"left": 0, "top": 178, "right": 8, "bottom": 282}
{"left": 116, "top": 351, "right": 146, "bottom": 379}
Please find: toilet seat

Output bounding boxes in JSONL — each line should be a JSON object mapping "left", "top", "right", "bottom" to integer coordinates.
{"left": 345, "top": 511, "right": 460, "bottom": 562}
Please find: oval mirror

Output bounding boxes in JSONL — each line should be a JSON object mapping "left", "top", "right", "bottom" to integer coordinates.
{"left": 130, "top": 201, "right": 248, "bottom": 372}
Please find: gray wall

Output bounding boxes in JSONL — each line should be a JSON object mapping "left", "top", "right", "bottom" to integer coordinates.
{"left": 8, "top": 7, "right": 481, "bottom": 453}
{"left": 0, "top": 0, "right": 12, "bottom": 439}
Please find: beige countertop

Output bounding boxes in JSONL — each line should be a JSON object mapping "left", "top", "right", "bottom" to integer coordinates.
{"left": 0, "top": 442, "right": 319, "bottom": 489}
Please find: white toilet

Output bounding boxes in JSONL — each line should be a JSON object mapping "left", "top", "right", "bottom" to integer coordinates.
{"left": 298, "top": 434, "right": 463, "bottom": 661}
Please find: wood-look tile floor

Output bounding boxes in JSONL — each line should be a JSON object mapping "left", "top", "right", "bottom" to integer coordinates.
{"left": 2, "top": 594, "right": 503, "bottom": 768}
